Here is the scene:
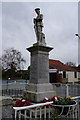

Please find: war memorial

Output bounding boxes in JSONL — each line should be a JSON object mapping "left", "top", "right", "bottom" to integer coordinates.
{"left": 1, "top": 8, "right": 80, "bottom": 119}
{"left": 24, "top": 8, "right": 56, "bottom": 102}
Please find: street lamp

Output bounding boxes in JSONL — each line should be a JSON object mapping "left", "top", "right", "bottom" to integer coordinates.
{"left": 75, "top": 33, "right": 80, "bottom": 39}
{"left": 75, "top": 33, "right": 80, "bottom": 83}
{"left": 75, "top": 33, "right": 80, "bottom": 84}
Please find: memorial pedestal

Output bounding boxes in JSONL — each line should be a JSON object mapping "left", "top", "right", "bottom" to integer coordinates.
{"left": 24, "top": 45, "right": 56, "bottom": 102}
{"left": 24, "top": 83, "right": 56, "bottom": 102}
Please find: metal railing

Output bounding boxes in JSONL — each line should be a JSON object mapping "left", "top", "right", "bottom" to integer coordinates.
{"left": 52, "top": 83, "right": 80, "bottom": 97}
{"left": 13, "top": 101, "right": 53, "bottom": 119}
{"left": 13, "top": 96, "right": 80, "bottom": 119}
{"left": 2, "top": 83, "right": 80, "bottom": 98}
{"left": 2, "top": 89, "right": 24, "bottom": 97}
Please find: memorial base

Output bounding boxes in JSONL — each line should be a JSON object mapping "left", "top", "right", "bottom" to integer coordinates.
{"left": 24, "top": 83, "right": 56, "bottom": 102}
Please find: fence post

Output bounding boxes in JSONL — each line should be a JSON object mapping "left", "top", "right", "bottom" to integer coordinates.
{"left": 66, "top": 84, "right": 69, "bottom": 97}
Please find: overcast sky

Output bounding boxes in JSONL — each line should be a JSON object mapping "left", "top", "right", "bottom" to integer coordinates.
{"left": 78, "top": 1, "right": 80, "bottom": 65}
{"left": 1, "top": 2, "right": 78, "bottom": 69}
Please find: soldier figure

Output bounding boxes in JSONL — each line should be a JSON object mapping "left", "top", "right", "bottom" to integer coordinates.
{"left": 33, "top": 8, "right": 46, "bottom": 45}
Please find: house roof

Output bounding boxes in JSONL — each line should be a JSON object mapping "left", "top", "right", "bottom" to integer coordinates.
{"left": 49, "top": 59, "right": 79, "bottom": 72}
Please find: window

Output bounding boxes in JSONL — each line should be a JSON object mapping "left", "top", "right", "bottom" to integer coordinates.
{"left": 74, "top": 72, "right": 77, "bottom": 78}
{"left": 63, "top": 71, "right": 66, "bottom": 78}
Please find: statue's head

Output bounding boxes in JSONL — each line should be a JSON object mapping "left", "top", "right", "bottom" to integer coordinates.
{"left": 35, "top": 8, "right": 40, "bottom": 15}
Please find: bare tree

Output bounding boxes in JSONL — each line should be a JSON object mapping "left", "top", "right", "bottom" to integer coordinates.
{"left": 0, "top": 48, "right": 26, "bottom": 71}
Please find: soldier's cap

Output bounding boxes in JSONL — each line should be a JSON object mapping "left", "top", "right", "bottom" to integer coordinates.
{"left": 35, "top": 8, "right": 40, "bottom": 11}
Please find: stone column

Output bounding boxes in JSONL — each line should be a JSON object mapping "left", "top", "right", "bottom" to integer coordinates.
{"left": 24, "top": 45, "right": 56, "bottom": 102}
{"left": 28, "top": 45, "right": 52, "bottom": 84}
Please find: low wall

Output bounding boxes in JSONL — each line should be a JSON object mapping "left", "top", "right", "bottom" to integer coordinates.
{"left": 0, "top": 96, "right": 13, "bottom": 119}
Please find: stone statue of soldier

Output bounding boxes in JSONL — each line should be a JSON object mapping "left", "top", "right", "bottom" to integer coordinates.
{"left": 33, "top": 8, "right": 46, "bottom": 46}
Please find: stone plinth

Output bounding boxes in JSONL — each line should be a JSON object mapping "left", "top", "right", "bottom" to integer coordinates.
{"left": 25, "top": 45, "right": 56, "bottom": 102}
{"left": 27, "top": 45, "right": 53, "bottom": 84}
{"left": 24, "top": 83, "right": 56, "bottom": 102}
